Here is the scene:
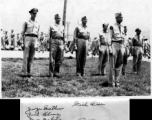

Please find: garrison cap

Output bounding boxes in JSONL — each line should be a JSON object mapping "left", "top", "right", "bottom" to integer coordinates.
{"left": 103, "top": 23, "right": 109, "bottom": 27}
{"left": 135, "top": 28, "right": 141, "bottom": 32}
{"left": 55, "top": 14, "right": 61, "bottom": 19}
{"left": 29, "top": 8, "right": 38, "bottom": 14}
{"left": 115, "top": 12, "right": 123, "bottom": 18}
{"left": 81, "top": 16, "right": 87, "bottom": 20}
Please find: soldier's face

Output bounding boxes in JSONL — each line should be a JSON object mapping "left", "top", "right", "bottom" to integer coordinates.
{"left": 31, "top": 13, "right": 37, "bottom": 18}
{"left": 103, "top": 25, "right": 108, "bottom": 31}
{"left": 55, "top": 18, "right": 61, "bottom": 24}
{"left": 116, "top": 17, "right": 123, "bottom": 24}
{"left": 137, "top": 31, "right": 141, "bottom": 35}
{"left": 82, "top": 19, "right": 87, "bottom": 25}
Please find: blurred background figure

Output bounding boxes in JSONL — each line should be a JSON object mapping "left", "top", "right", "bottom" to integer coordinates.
{"left": 9, "top": 29, "right": 15, "bottom": 50}
{"left": 38, "top": 32, "right": 45, "bottom": 53}
{"left": 132, "top": 28, "right": 143, "bottom": 74}
{"left": 16, "top": 33, "right": 23, "bottom": 50}
{"left": 143, "top": 38, "right": 150, "bottom": 59}
{"left": 1, "top": 29, "right": 5, "bottom": 50}
{"left": 4, "top": 31, "right": 9, "bottom": 50}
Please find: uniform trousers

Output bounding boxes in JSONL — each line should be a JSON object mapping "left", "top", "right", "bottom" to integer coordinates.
{"left": 132, "top": 46, "right": 142, "bottom": 73}
{"left": 76, "top": 38, "right": 88, "bottom": 75}
{"left": 22, "top": 36, "right": 37, "bottom": 74}
{"left": 49, "top": 39, "right": 64, "bottom": 74}
{"left": 98, "top": 45, "right": 108, "bottom": 75}
{"left": 108, "top": 42, "right": 125, "bottom": 86}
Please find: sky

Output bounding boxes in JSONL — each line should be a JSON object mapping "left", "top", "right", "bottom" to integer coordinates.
{"left": 0, "top": 0, "right": 151, "bottom": 39}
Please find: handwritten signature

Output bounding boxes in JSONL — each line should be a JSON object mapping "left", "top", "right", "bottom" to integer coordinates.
{"left": 25, "top": 105, "right": 63, "bottom": 120}
{"left": 72, "top": 101, "right": 105, "bottom": 107}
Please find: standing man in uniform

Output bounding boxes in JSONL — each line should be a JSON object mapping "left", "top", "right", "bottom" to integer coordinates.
{"left": 132, "top": 28, "right": 143, "bottom": 74}
{"left": 48, "top": 14, "right": 64, "bottom": 77}
{"left": 21, "top": 8, "right": 40, "bottom": 77}
{"left": 4, "top": 31, "right": 9, "bottom": 50}
{"left": 38, "top": 32, "right": 45, "bottom": 53}
{"left": 73, "top": 16, "right": 90, "bottom": 77}
{"left": 122, "top": 26, "right": 130, "bottom": 75}
{"left": 10, "top": 29, "right": 15, "bottom": 50}
{"left": 98, "top": 23, "right": 110, "bottom": 76}
{"left": 108, "top": 12, "right": 125, "bottom": 87}
{"left": 1, "top": 29, "right": 5, "bottom": 50}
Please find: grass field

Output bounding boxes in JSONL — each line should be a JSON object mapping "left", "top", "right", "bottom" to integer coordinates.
{"left": 1, "top": 57, "right": 151, "bottom": 97}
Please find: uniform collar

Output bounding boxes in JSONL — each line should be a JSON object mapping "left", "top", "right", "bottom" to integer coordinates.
{"left": 54, "top": 22, "right": 61, "bottom": 27}
{"left": 115, "top": 22, "right": 122, "bottom": 27}
{"left": 29, "top": 19, "right": 37, "bottom": 23}
{"left": 103, "top": 30, "right": 108, "bottom": 33}
{"left": 81, "top": 24, "right": 87, "bottom": 28}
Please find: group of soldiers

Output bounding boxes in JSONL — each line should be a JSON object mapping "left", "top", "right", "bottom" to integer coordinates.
{"left": 16, "top": 8, "right": 150, "bottom": 87}
{"left": 1, "top": 29, "right": 49, "bottom": 52}
{"left": 1, "top": 29, "right": 24, "bottom": 50}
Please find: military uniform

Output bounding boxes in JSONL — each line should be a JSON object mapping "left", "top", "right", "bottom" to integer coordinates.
{"left": 22, "top": 8, "right": 40, "bottom": 76}
{"left": 132, "top": 28, "right": 143, "bottom": 73}
{"left": 48, "top": 14, "right": 64, "bottom": 76}
{"left": 1, "top": 30, "right": 5, "bottom": 50}
{"left": 122, "top": 27, "right": 130, "bottom": 75}
{"left": 109, "top": 13, "right": 125, "bottom": 87}
{"left": 73, "top": 16, "right": 90, "bottom": 76}
{"left": 10, "top": 31, "right": 15, "bottom": 50}
{"left": 38, "top": 33, "right": 45, "bottom": 52}
{"left": 98, "top": 25, "right": 110, "bottom": 75}
{"left": 4, "top": 32, "right": 9, "bottom": 49}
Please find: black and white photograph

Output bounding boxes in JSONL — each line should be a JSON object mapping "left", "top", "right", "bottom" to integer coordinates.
{"left": 1, "top": 0, "right": 151, "bottom": 97}
{"left": 21, "top": 98, "right": 129, "bottom": 120}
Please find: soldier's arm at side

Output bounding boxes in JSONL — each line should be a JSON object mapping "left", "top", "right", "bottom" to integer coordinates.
{"left": 73, "top": 27, "right": 79, "bottom": 43}
{"left": 108, "top": 26, "right": 113, "bottom": 53}
{"left": 21, "top": 22, "right": 27, "bottom": 49}
{"left": 48, "top": 26, "right": 52, "bottom": 49}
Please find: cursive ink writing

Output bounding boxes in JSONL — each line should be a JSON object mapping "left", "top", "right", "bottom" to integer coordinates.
{"left": 72, "top": 101, "right": 88, "bottom": 107}
{"left": 43, "top": 112, "right": 61, "bottom": 117}
{"left": 25, "top": 107, "right": 42, "bottom": 120}
{"left": 90, "top": 101, "right": 105, "bottom": 106}
{"left": 43, "top": 105, "right": 64, "bottom": 110}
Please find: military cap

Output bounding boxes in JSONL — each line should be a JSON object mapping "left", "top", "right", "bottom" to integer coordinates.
{"left": 55, "top": 14, "right": 61, "bottom": 19}
{"left": 81, "top": 16, "right": 87, "bottom": 20}
{"left": 29, "top": 8, "right": 38, "bottom": 14}
{"left": 115, "top": 12, "right": 123, "bottom": 18}
{"left": 103, "top": 23, "right": 109, "bottom": 27}
{"left": 135, "top": 28, "right": 141, "bottom": 32}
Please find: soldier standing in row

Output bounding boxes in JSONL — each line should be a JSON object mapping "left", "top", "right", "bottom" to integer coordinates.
{"left": 4, "top": 31, "right": 9, "bottom": 50}
{"left": 10, "top": 29, "right": 15, "bottom": 50}
{"left": 73, "top": 16, "right": 90, "bottom": 77}
{"left": 108, "top": 12, "right": 125, "bottom": 87}
{"left": 98, "top": 23, "right": 110, "bottom": 76}
{"left": 132, "top": 28, "right": 143, "bottom": 74}
{"left": 122, "top": 26, "right": 130, "bottom": 75}
{"left": 21, "top": 8, "right": 40, "bottom": 77}
{"left": 48, "top": 14, "right": 64, "bottom": 77}
{"left": 1, "top": 29, "right": 5, "bottom": 50}
{"left": 38, "top": 32, "right": 45, "bottom": 53}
